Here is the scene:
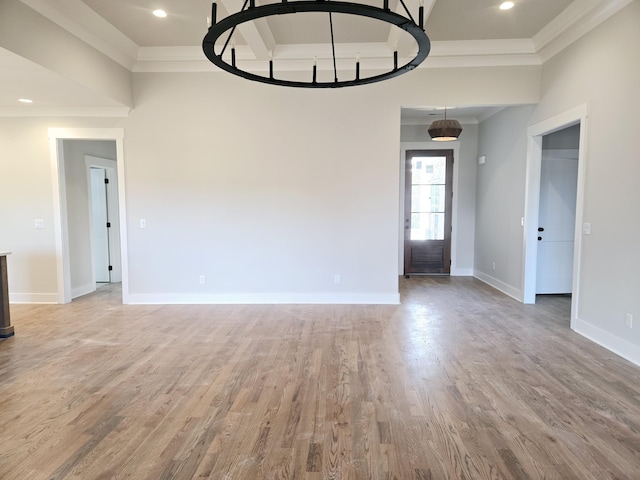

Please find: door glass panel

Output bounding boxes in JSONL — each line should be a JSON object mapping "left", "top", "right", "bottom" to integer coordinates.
{"left": 410, "top": 213, "right": 445, "bottom": 241}
{"left": 410, "top": 156, "right": 446, "bottom": 240}
{"left": 411, "top": 156, "right": 446, "bottom": 184}
{"left": 412, "top": 185, "right": 445, "bottom": 212}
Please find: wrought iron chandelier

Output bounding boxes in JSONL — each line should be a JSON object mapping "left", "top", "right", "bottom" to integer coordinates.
{"left": 202, "top": 0, "right": 431, "bottom": 88}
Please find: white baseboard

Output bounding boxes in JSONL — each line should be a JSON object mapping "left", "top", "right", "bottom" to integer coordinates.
{"left": 473, "top": 270, "right": 523, "bottom": 302}
{"left": 9, "top": 293, "right": 58, "bottom": 304}
{"left": 126, "top": 292, "right": 400, "bottom": 305}
{"left": 71, "top": 283, "right": 96, "bottom": 299}
{"left": 572, "top": 317, "right": 640, "bottom": 367}
{"left": 451, "top": 268, "right": 473, "bottom": 277}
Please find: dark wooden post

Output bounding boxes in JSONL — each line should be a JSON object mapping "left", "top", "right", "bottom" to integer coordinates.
{"left": 0, "top": 253, "right": 14, "bottom": 338}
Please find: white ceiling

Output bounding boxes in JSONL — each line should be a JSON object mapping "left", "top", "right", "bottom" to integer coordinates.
{"left": 401, "top": 106, "right": 507, "bottom": 125}
{"left": 0, "top": 47, "right": 128, "bottom": 116}
{"left": 0, "top": 0, "right": 631, "bottom": 120}
{"left": 80, "top": 0, "right": 572, "bottom": 47}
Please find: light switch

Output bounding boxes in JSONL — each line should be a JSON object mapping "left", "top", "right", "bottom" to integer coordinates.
{"left": 34, "top": 219, "right": 44, "bottom": 229}
{"left": 582, "top": 223, "right": 591, "bottom": 235}
{"left": 478, "top": 155, "right": 486, "bottom": 165}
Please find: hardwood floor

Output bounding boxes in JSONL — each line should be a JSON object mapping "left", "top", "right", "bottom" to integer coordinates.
{"left": 1, "top": 277, "right": 639, "bottom": 479}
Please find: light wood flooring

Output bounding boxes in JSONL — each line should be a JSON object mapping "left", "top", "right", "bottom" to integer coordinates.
{"left": 1, "top": 277, "right": 639, "bottom": 479}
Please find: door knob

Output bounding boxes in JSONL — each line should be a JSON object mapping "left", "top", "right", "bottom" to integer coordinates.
{"left": 538, "top": 227, "right": 544, "bottom": 232}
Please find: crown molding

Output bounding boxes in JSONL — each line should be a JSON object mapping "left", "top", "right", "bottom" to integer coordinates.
{"left": 400, "top": 106, "right": 507, "bottom": 126}
{"left": 401, "top": 117, "right": 479, "bottom": 126}
{"left": 21, "top": 0, "right": 635, "bottom": 74}
{"left": 0, "top": 106, "right": 130, "bottom": 117}
{"left": 424, "top": 55, "right": 540, "bottom": 68}
{"left": 19, "top": 0, "right": 139, "bottom": 69}
{"left": 534, "top": 0, "right": 636, "bottom": 62}
{"left": 426, "top": 39, "right": 540, "bottom": 67}
{"left": 430, "top": 39, "right": 536, "bottom": 56}
{"left": 134, "top": 39, "right": 541, "bottom": 73}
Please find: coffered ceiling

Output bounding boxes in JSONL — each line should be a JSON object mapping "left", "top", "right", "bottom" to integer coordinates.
{"left": 0, "top": 0, "right": 633, "bottom": 118}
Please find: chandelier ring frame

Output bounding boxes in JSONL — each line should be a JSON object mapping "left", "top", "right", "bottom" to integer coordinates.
{"left": 202, "top": 0, "right": 431, "bottom": 88}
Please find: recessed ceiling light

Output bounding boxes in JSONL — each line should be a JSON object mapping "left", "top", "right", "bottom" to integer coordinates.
{"left": 18, "top": 98, "right": 33, "bottom": 103}
{"left": 152, "top": 9, "right": 167, "bottom": 18}
{"left": 500, "top": 2, "right": 515, "bottom": 10}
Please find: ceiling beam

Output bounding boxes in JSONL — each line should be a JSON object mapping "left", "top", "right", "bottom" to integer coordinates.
{"left": 217, "top": 0, "right": 276, "bottom": 60}
{"left": 387, "top": 0, "right": 436, "bottom": 52}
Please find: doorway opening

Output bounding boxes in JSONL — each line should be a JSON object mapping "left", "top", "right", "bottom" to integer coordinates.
{"left": 536, "top": 124, "right": 580, "bottom": 296}
{"left": 523, "top": 105, "right": 588, "bottom": 328}
{"left": 404, "top": 149, "right": 454, "bottom": 275}
{"left": 48, "top": 128, "right": 129, "bottom": 304}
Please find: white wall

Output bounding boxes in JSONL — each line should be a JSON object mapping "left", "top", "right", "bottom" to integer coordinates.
{"left": 0, "top": 117, "right": 122, "bottom": 302}
{"left": 125, "top": 74, "right": 404, "bottom": 302}
{"left": 0, "top": 0, "right": 132, "bottom": 108}
{"left": 1, "top": 59, "right": 540, "bottom": 303}
{"left": 472, "top": 1, "right": 640, "bottom": 364}
{"left": 532, "top": 0, "right": 640, "bottom": 363}
{"left": 121, "top": 69, "right": 537, "bottom": 303}
{"left": 0, "top": 118, "right": 58, "bottom": 301}
{"left": 474, "top": 105, "right": 536, "bottom": 298}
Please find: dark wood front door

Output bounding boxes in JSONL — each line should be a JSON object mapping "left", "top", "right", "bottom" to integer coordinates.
{"left": 404, "top": 150, "right": 453, "bottom": 275}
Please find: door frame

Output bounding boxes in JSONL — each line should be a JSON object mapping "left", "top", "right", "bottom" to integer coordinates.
{"left": 48, "top": 128, "right": 129, "bottom": 304}
{"left": 522, "top": 104, "right": 588, "bottom": 328}
{"left": 404, "top": 149, "right": 454, "bottom": 275}
{"left": 399, "top": 141, "right": 463, "bottom": 275}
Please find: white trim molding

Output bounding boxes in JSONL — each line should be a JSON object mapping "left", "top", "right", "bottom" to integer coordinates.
{"left": 127, "top": 292, "right": 400, "bottom": 305}
{"left": 522, "top": 104, "right": 589, "bottom": 330}
{"left": 9, "top": 293, "right": 58, "bottom": 304}
{"left": 0, "top": 107, "right": 130, "bottom": 118}
{"left": 573, "top": 317, "right": 640, "bottom": 367}
{"left": 48, "top": 128, "right": 129, "bottom": 305}
{"left": 71, "top": 283, "right": 96, "bottom": 300}
{"left": 22, "top": 0, "right": 633, "bottom": 74}
{"left": 534, "top": 0, "right": 637, "bottom": 63}
{"left": 473, "top": 270, "right": 523, "bottom": 302}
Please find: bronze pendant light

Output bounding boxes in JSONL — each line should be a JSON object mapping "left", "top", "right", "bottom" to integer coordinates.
{"left": 428, "top": 108, "right": 463, "bottom": 141}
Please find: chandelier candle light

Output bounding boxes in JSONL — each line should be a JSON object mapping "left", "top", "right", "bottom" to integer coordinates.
{"left": 202, "top": 0, "right": 431, "bottom": 88}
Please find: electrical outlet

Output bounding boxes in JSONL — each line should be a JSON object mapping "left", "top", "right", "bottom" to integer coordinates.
{"left": 199, "top": 275, "right": 206, "bottom": 285}
{"left": 334, "top": 274, "right": 341, "bottom": 285}
{"left": 140, "top": 219, "right": 147, "bottom": 229}
{"left": 626, "top": 313, "right": 633, "bottom": 329}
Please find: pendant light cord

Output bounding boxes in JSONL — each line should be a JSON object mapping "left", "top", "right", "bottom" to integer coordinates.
{"left": 329, "top": 13, "right": 338, "bottom": 83}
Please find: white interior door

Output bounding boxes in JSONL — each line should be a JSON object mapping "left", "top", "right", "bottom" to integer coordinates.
{"left": 536, "top": 155, "right": 578, "bottom": 294}
{"left": 90, "top": 167, "right": 111, "bottom": 283}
